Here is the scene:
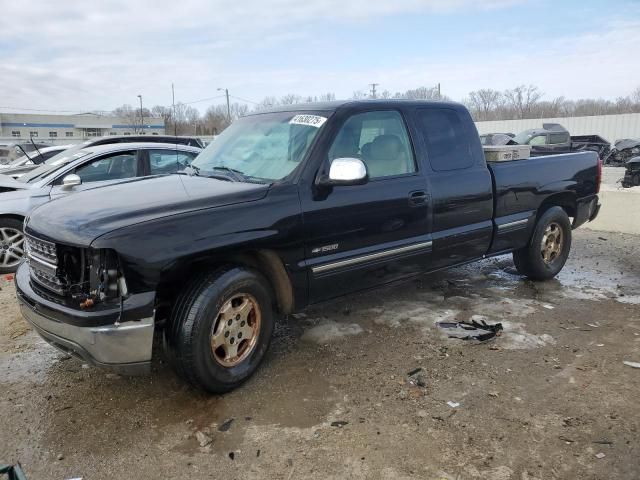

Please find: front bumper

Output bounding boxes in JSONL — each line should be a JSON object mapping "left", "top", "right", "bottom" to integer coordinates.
{"left": 15, "top": 262, "right": 155, "bottom": 375}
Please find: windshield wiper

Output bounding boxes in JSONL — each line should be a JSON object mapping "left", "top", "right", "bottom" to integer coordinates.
{"left": 211, "top": 166, "right": 246, "bottom": 182}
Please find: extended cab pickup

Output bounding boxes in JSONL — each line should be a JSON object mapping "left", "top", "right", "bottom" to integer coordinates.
{"left": 16, "top": 100, "right": 602, "bottom": 393}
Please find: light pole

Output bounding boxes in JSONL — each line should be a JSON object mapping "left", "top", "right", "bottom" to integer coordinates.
{"left": 137, "top": 94, "right": 144, "bottom": 134}
{"left": 218, "top": 88, "right": 231, "bottom": 124}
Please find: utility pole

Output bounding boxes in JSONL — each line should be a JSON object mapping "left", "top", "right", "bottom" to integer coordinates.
{"left": 369, "top": 83, "right": 379, "bottom": 99}
{"left": 172, "top": 83, "right": 177, "bottom": 136}
{"left": 218, "top": 88, "right": 231, "bottom": 123}
{"left": 137, "top": 94, "right": 144, "bottom": 134}
{"left": 437, "top": 83, "right": 441, "bottom": 99}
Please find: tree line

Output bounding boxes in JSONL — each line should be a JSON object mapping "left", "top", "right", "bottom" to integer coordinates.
{"left": 111, "top": 84, "right": 640, "bottom": 135}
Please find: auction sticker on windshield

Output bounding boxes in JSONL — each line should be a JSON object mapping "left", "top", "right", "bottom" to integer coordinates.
{"left": 289, "top": 114, "right": 327, "bottom": 128}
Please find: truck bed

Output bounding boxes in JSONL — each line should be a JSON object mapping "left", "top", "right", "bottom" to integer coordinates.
{"left": 487, "top": 151, "right": 600, "bottom": 252}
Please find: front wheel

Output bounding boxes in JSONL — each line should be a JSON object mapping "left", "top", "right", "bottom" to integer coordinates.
{"left": 513, "top": 207, "right": 572, "bottom": 281}
{"left": 164, "top": 266, "right": 275, "bottom": 393}
{"left": 0, "top": 218, "right": 25, "bottom": 274}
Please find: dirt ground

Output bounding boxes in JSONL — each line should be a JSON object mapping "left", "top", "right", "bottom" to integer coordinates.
{"left": 1, "top": 229, "right": 639, "bottom": 480}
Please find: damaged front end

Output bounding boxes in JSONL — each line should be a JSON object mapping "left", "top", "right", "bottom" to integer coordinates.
{"left": 605, "top": 139, "right": 640, "bottom": 166}
{"left": 26, "top": 234, "right": 126, "bottom": 310}
{"left": 17, "top": 232, "right": 155, "bottom": 373}
{"left": 621, "top": 156, "right": 640, "bottom": 188}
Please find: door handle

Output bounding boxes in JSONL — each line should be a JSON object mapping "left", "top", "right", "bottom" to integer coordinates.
{"left": 408, "top": 190, "right": 428, "bottom": 207}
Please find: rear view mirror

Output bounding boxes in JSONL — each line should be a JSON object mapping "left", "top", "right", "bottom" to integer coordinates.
{"left": 327, "top": 158, "right": 368, "bottom": 186}
{"left": 61, "top": 174, "right": 82, "bottom": 190}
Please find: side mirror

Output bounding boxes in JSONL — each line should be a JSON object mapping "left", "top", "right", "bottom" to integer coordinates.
{"left": 322, "top": 157, "right": 368, "bottom": 186}
{"left": 61, "top": 174, "right": 82, "bottom": 190}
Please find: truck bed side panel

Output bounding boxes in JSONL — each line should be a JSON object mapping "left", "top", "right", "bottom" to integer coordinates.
{"left": 487, "top": 151, "right": 599, "bottom": 253}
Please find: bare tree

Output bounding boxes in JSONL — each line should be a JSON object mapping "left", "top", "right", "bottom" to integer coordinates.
{"left": 280, "top": 94, "right": 303, "bottom": 105}
{"left": 467, "top": 89, "right": 503, "bottom": 121}
{"left": 503, "top": 85, "right": 543, "bottom": 119}
{"left": 112, "top": 104, "right": 150, "bottom": 133}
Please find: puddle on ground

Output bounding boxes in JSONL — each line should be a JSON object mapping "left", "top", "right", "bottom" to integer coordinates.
{"left": 300, "top": 320, "right": 364, "bottom": 344}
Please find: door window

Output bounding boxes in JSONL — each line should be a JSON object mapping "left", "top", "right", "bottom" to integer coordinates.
{"left": 328, "top": 110, "right": 416, "bottom": 179}
{"left": 148, "top": 149, "right": 197, "bottom": 174}
{"left": 74, "top": 151, "right": 138, "bottom": 183}
{"left": 416, "top": 108, "right": 474, "bottom": 171}
{"left": 549, "top": 133, "right": 569, "bottom": 144}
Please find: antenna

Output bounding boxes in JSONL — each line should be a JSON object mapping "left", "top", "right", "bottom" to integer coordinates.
{"left": 30, "top": 137, "right": 43, "bottom": 161}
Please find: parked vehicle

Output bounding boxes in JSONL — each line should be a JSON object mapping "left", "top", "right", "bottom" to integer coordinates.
{"left": 0, "top": 142, "right": 201, "bottom": 272}
{"left": 0, "top": 142, "right": 49, "bottom": 164}
{"left": 479, "top": 133, "right": 516, "bottom": 146}
{"left": 512, "top": 124, "right": 610, "bottom": 158}
{"left": 0, "top": 135, "right": 203, "bottom": 178}
{"left": 621, "top": 156, "right": 640, "bottom": 187}
{"left": 0, "top": 145, "right": 75, "bottom": 177}
{"left": 16, "top": 100, "right": 601, "bottom": 393}
{"left": 605, "top": 138, "right": 640, "bottom": 166}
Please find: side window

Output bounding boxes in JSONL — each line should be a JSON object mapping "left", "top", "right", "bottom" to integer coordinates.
{"left": 328, "top": 110, "right": 416, "bottom": 179}
{"left": 528, "top": 135, "right": 547, "bottom": 146}
{"left": 549, "top": 133, "right": 569, "bottom": 144}
{"left": 417, "top": 109, "right": 474, "bottom": 171}
{"left": 148, "top": 149, "right": 196, "bottom": 174}
{"left": 74, "top": 151, "right": 138, "bottom": 183}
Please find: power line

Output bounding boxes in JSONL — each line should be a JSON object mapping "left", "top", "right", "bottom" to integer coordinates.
{"left": 181, "top": 94, "right": 226, "bottom": 105}
{"left": 229, "top": 94, "right": 260, "bottom": 105}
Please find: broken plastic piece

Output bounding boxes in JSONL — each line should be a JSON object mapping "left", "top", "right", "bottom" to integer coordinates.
{"left": 436, "top": 319, "right": 503, "bottom": 342}
{"left": 447, "top": 401, "right": 460, "bottom": 408}
{"left": 623, "top": 360, "right": 640, "bottom": 369}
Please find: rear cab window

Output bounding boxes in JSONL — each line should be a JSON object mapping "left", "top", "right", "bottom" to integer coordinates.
{"left": 415, "top": 108, "right": 475, "bottom": 171}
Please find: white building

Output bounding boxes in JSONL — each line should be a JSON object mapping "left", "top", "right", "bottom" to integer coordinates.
{"left": 0, "top": 112, "right": 165, "bottom": 141}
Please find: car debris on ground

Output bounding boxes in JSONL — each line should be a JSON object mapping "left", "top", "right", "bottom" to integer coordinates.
{"left": 436, "top": 318, "right": 503, "bottom": 342}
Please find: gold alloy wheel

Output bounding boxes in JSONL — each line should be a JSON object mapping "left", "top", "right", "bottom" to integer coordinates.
{"left": 541, "top": 222, "right": 563, "bottom": 264}
{"left": 210, "top": 293, "right": 261, "bottom": 367}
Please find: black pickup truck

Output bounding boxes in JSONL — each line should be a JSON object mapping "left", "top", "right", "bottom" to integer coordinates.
{"left": 16, "top": 100, "right": 601, "bottom": 393}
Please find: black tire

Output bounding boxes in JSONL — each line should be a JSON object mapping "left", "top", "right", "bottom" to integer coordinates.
{"left": 0, "top": 217, "right": 25, "bottom": 274}
{"left": 164, "top": 266, "right": 275, "bottom": 393}
{"left": 513, "top": 207, "right": 572, "bottom": 281}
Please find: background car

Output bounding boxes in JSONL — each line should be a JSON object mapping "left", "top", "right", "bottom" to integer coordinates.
{"left": 0, "top": 144, "right": 75, "bottom": 176}
{"left": 0, "top": 142, "right": 202, "bottom": 272}
{"left": 0, "top": 142, "right": 50, "bottom": 164}
{"left": 0, "top": 135, "right": 203, "bottom": 178}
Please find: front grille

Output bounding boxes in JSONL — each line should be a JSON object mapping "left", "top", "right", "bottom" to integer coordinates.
{"left": 25, "top": 234, "right": 57, "bottom": 265}
{"left": 26, "top": 234, "right": 66, "bottom": 295}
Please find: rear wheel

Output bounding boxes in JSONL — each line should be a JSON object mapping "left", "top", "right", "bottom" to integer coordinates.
{"left": 513, "top": 207, "right": 572, "bottom": 281}
{"left": 0, "top": 218, "right": 25, "bottom": 274}
{"left": 164, "top": 266, "right": 275, "bottom": 393}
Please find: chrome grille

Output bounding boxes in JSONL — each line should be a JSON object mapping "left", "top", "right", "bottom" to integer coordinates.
{"left": 26, "top": 234, "right": 66, "bottom": 295}
{"left": 25, "top": 234, "right": 58, "bottom": 265}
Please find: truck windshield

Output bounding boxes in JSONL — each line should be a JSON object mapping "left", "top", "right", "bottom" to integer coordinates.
{"left": 191, "top": 111, "right": 328, "bottom": 182}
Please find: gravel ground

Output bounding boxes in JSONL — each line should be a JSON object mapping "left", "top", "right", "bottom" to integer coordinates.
{"left": 1, "top": 229, "right": 639, "bottom": 480}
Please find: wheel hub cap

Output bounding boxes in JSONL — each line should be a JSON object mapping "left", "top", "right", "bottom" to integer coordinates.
{"left": 210, "top": 293, "right": 261, "bottom": 367}
{"left": 540, "top": 222, "right": 563, "bottom": 264}
{"left": 0, "top": 228, "right": 24, "bottom": 268}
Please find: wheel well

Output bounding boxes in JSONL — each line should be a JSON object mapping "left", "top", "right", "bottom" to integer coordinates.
{"left": 537, "top": 193, "right": 576, "bottom": 220}
{"left": 155, "top": 249, "right": 294, "bottom": 322}
{"left": 0, "top": 214, "right": 25, "bottom": 226}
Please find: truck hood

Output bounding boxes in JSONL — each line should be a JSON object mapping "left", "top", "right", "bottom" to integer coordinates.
{"left": 26, "top": 174, "right": 270, "bottom": 246}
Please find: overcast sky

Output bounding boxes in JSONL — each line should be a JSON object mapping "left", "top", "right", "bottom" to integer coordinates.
{"left": 1, "top": 0, "right": 638, "bottom": 114}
